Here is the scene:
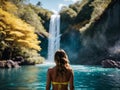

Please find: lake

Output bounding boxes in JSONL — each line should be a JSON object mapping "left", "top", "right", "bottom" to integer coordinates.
{"left": 0, "top": 63, "right": 120, "bottom": 90}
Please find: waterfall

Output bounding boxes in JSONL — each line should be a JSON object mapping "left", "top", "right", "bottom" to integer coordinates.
{"left": 47, "top": 14, "right": 60, "bottom": 61}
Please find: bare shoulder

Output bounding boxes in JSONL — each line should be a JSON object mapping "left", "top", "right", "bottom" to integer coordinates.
{"left": 67, "top": 67, "right": 74, "bottom": 73}
{"left": 48, "top": 67, "right": 55, "bottom": 73}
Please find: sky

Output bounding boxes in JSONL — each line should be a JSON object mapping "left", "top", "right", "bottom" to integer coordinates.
{"left": 29, "top": 0, "right": 82, "bottom": 12}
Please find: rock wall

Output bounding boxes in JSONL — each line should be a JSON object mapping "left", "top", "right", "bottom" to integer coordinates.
{"left": 77, "top": 0, "right": 120, "bottom": 64}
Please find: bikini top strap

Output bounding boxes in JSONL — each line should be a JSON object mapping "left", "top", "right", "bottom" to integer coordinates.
{"left": 52, "top": 81, "right": 69, "bottom": 90}
{"left": 52, "top": 81, "right": 69, "bottom": 85}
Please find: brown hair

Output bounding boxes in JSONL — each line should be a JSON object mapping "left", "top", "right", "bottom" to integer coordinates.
{"left": 54, "top": 49, "right": 70, "bottom": 77}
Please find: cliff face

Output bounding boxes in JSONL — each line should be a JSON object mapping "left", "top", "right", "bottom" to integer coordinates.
{"left": 79, "top": 0, "right": 120, "bottom": 65}
{"left": 60, "top": 0, "right": 120, "bottom": 65}
{"left": 61, "top": 28, "right": 82, "bottom": 64}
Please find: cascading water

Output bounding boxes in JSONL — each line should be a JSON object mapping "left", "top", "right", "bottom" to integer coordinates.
{"left": 47, "top": 14, "right": 60, "bottom": 61}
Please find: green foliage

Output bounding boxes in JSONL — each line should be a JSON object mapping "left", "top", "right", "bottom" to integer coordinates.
{"left": 60, "top": 7, "right": 77, "bottom": 23}
{"left": 18, "top": 5, "right": 48, "bottom": 36}
{"left": 29, "top": 4, "right": 52, "bottom": 22}
{"left": 91, "top": 0, "right": 112, "bottom": 20}
{"left": 20, "top": 47, "right": 44, "bottom": 64}
{"left": 60, "top": 0, "right": 112, "bottom": 32}
{"left": 69, "top": 1, "right": 87, "bottom": 13}
{"left": 28, "top": 4, "right": 52, "bottom": 33}
{"left": 80, "top": 0, "right": 112, "bottom": 32}
{"left": 8, "top": 0, "right": 28, "bottom": 4}
{"left": 59, "top": 0, "right": 94, "bottom": 34}
{"left": 16, "top": 4, "right": 52, "bottom": 37}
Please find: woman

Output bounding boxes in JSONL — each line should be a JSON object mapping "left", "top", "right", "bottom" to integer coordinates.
{"left": 46, "top": 49, "right": 74, "bottom": 90}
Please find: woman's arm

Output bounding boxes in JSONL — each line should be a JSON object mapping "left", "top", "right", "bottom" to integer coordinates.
{"left": 46, "top": 69, "right": 51, "bottom": 90}
{"left": 69, "top": 70, "right": 74, "bottom": 90}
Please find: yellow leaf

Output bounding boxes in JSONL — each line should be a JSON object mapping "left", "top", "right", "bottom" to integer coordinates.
{"left": 5, "top": 38, "right": 14, "bottom": 41}
{"left": 9, "top": 31, "right": 24, "bottom": 37}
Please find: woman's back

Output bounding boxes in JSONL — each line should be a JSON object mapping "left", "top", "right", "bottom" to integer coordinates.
{"left": 47, "top": 66, "right": 74, "bottom": 90}
{"left": 46, "top": 49, "right": 74, "bottom": 90}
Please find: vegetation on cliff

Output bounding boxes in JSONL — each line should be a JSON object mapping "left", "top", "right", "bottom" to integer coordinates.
{"left": 60, "top": 0, "right": 112, "bottom": 31}
{"left": 0, "top": 0, "right": 52, "bottom": 64}
{"left": 60, "top": 0, "right": 120, "bottom": 65}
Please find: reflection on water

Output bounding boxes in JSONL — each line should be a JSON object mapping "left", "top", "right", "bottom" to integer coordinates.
{"left": 0, "top": 64, "right": 120, "bottom": 90}
{"left": 0, "top": 66, "right": 40, "bottom": 90}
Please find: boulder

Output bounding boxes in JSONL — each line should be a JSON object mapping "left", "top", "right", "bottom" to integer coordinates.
{"left": 0, "top": 61, "right": 6, "bottom": 68}
{"left": 6, "top": 60, "right": 20, "bottom": 68}
{"left": 0, "top": 60, "right": 20, "bottom": 68}
{"left": 13, "top": 56, "right": 24, "bottom": 65}
{"left": 101, "top": 59, "right": 120, "bottom": 68}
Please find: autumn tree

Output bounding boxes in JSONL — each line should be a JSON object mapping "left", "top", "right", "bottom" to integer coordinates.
{"left": 0, "top": 8, "right": 44, "bottom": 63}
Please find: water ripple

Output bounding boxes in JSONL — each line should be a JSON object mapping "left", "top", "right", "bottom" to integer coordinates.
{"left": 0, "top": 65, "right": 120, "bottom": 90}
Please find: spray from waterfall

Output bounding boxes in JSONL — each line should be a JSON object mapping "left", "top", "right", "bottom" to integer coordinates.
{"left": 47, "top": 14, "right": 60, "bottom": 61}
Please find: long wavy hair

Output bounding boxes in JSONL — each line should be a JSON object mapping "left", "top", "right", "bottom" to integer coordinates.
{"left": 54, "top": 49, "right": 70, "bottom": 77}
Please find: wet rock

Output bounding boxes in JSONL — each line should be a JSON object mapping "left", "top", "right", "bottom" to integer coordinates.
{"left": 6, "top": 60, "right": 20, "bottom": 68}
{"left": 0, "top": 61, "right": 6, "bottom": 68}
{"left": 13, "top": 56, "right": 24, "bottom": 65}
{"left": 20, "top": 60, "right": 35, "bottom": 65}
{"left": 0, "top": 60, "right": 20, "bottom": 68}
{"left": 101, "top": 59, "right": 120, "bottom": 68}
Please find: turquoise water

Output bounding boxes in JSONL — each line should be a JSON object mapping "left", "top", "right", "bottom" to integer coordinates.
{"left": 0, "top": 63, "right": 120, "bottom": 90}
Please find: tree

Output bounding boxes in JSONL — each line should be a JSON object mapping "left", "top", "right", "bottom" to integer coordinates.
{"left": 0, "top": 8, "right": 41, "bottom": 61}
{"left": 36, "top": 1, "right": 42, "bottom": 7}
{"left": 19, "top": 6, "right": 48, "bottom": 36}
